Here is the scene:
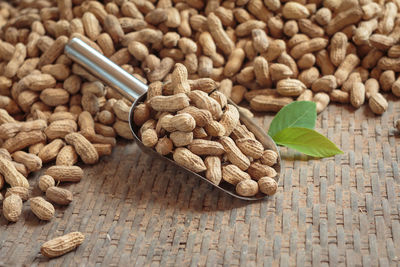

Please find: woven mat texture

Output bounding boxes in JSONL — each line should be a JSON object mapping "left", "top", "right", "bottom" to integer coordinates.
{"left": 0, "top": 98, "right": 400, "bottom": 266}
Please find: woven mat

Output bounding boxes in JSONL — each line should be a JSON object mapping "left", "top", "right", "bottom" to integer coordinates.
{"left": 1, "top": 97, "right": 400, "bottom": 266}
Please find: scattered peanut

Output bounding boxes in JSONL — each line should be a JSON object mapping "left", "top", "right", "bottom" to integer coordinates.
{"left": 65, "top": 133, "right": 99, "bottom": 164}
{"left": 3, "top": 194, "right": 23, "bottom": 222}
{"left": 41, "top": 232, "right": 84, "bottom": 258}
{"left": 38, "top": 175, "right": 55, "bottom": 192}
{"left": 45, "top": 166, "right": 83, "bottom": 182}
{"left": 0, "top": 156, "right": 29, "bottom": 188}
{"left": 258, "top": 177, "right": 278, "bottom": 196}
{"left": 5, "top": 187, "right": 30, "bottom": 201}
{"left": 46, "top": 186, "right": 73, "bottom": 205}
{"left": 30, "top": 196, "right": 55, "bottom": 221}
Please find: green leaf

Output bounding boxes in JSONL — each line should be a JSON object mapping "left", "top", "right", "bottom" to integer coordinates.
{"left": 268, "top": 101, "right": 317, "bottom": 138}
{"left": 273, "top": 127, "right": 343, "bottom": 158}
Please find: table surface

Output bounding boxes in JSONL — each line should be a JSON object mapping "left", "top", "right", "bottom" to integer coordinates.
{"left": 0, "top": 98, "right": 399, "bottom": 267}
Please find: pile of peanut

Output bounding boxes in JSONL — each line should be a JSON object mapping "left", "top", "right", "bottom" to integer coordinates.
{"left": 0, "top": 0, "right": 141, "bottom": 235}
{"left": 134, "top": 63, "right": 279, "bottom": 197}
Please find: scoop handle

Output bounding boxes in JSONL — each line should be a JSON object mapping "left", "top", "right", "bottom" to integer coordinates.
{"left": 64, "top": 38, "right": 148, "bottom": 102}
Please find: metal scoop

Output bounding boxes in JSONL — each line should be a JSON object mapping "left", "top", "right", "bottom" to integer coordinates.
{"left": 65, "top": 37, "right": 281, "bottom": 200}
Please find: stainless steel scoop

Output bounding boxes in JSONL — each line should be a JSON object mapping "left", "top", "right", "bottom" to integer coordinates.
{"left": 65, "top": 37, "right": 281, "bottom": 200}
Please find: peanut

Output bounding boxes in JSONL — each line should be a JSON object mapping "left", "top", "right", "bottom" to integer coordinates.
{"left": 94, "top": 123, "right": 115, "bottom": 138}
{"left": 30, "top": 196, "right": 55, "bottom": 221}
{"left": 253, "top": 56, "right": 271, "bottom": 87}
{"left": 230, "top": 85, "right": 247, "bottom": 104}
{"left": 170, "top": 131, "right": 193, "bottom": 147}
{"left": 188, "top": 139, "right": 225, "bottom": 156}
{"left": 5, "top": 184, "right": 28, "bottom": 201}
{"left": 311, "top": 75, "right": 337, "bottom": 93}
{"left": 45, "top": 119, "right": 77, "bottom": 140}
{"left": 0, "top": 156, "right": 29, "bottom": 188}
{"left": 198, "top": 32, "right": 224, "bottom": 67}
{"left": 142, "top": 129, "right": 158, "bottom": 147}
{"left": 148, "top": 93, "right": 190, "bottom": 112}
{"left": 326, "top": 8, "right": 363, "bottom": 36}
{"left": 0, "top": 119, "right": 47, "bottom": 139}
{"left": 235, "top": 138, "right": 264, "bottom": 159}
{"left": 313, "top": 93, "right": 330, "bottom": 113}
{"left": 93, "top": 144, "right": 113, "bottom": 157}
{"left": 49, "top": 112, "right": 78, "bottom": 123}
{"left": 113, "top": 120, "right": 134, "bottom": 140}
{"left": 29, "top": 142, "right": 46, "bottom": 156}
{"left": 330, "top": 90, "right": 349, "bottom": 104}
{"left": 160, "top": 113, "right": 196, "bottom": 132}
{"left": 252, "top": 29, "right": 269, "bottom": 53}
{"left": 224, "top": 48, "right": 245, "bottom": 77}
{"left": 258, "top": 176, "right": 278, "bottom": 196}
{"left": 350, "top": 82, "right": 366, "bottom": 108}
{"left": 4, "top": 43, "right": 26, "bottom": 78}
{"left": 220, "top": 136, "right": 250, "bottom": 171}
{"left": 297, "top": 89, "right": 313, "bottom": 102}
{"left": 38, "top": 35, "right": 68, "bottom": 68}
{"left": 173, "top": 147, "right": 207, "bottom": 173}
{"left": 369, "top": 93, "right": 388, "bottom": 115}
{"left": 222, "top": 164, "right": 251, "bottom": 185}
{"left": 380, "top": 70, "right": 395, "bottom": 92}
{"left": 172, "top": 63, "right": 190, "bottom": 94}
{"left": 12, "top": 151, "right": 42, "bottom": 172}
{"left": 0, "top": 109, "right": 15, "bottom": 124}
{"left": 207, "top": 13, "right": 234, "bottom": 55}
{"left": 45, "top": 165, "right": 83, "bottom": 182}
{"left": 46, "top": 186, "right": 73, "bottom": 205}
{"left": 316, "top": 50, "right": 335, "bottom": 76}
{"left": 40, "top": 88, "right": 70, "bottom": 106}
{"left": 38, "top": 175, "right": 55, "bottom": 192}
{"left": 270, "top": 63, "right": 293, "bottom": 81}
{"left": 236, "top": 179, "right": 259, "bottom": 197}
{"left": 3, "top": 194, "right": 23, "bottom": 222}
{"left": 335, "top": 54, "right": 360, "bottom": 86}
{"left": 290, "top": 38, "right": 328, "bottom": 59}
{"left": 112, "top": 99, "right": 130, "bottom": 122}
{"left": 155, "top": 137, "right": 173, "bottom": 156}
{"left": 342, "top": 72, "right": 361, "bottom": 92}
{"left": 392, "top": 78, "right": 400, "bottom": 97}
{"left": 78, "top": 111, "right": 95, "bottom": 136}
{"left": 247, "top": 162, "right": 277, "bottom": 180}
{"left": 277, "top": 79, "right": 306, "bottom": 96}
{"left": 177, "top": 106, "right": 212, "bottom": 128}
{"left": 205, "top": 120, "right": 226, "bottom": 137}
{"left": 147, "top": 57, "right": 174, "bottom": 82}
{"left": 250, "top": 94, "right": 293, "bottom": 112}
{"left": 282, "top": 2, "right": 310, "bottom": 19}
{"left": 38, "top": 139, "right": 64, "bottom": 163}
{"left": 65, "top": 133, "right": 98, "bottom": 164}
{"left": 219, "top": 104, "right": 240, "bottom": 136}
{"left": 188, "top": 90, "right": 223, "bottom": 120}
{"left": 41, "top": 232, "right": 84, "bottom": 258}
{"left": 210, "top": 91, "right": 228, "bottom": 109}
{"left": 204, "top": 156, "right": 222, "bottom": 185}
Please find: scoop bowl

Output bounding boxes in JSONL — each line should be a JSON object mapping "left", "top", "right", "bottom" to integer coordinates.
{"left": 65, "top": 37, "right": 281, "bottom": 200}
